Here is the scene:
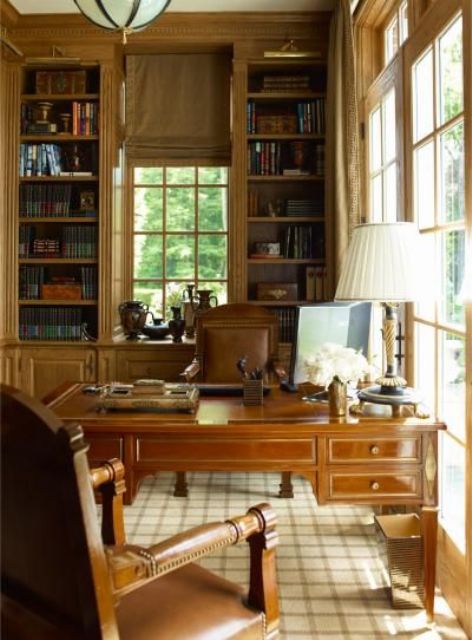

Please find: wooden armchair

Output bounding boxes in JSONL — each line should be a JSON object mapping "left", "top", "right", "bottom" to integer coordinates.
{"left": 1, "top": 384, "right": 280, "bottom": 639}
{"left": 179, "top": 303, "right": 293, "bottom": 498}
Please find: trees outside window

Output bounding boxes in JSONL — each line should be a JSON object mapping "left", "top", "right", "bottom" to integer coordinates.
{"left": 131, "top": 166, "right": 228, "bottom": 319}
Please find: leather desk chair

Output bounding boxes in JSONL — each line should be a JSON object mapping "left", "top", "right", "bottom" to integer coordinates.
{"left": 1, "top": 384, "right": 280, "bottom": 640}
{"left": 179, "top": 303, "right": 294, "bottom": 499}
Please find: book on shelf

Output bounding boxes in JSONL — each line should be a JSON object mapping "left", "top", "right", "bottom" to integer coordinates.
{"left": 282, "top": 168, "right": 311, "bottom": 176}
{"left": 26, "top": 122, "right": 58, "bottom": 134}
{"left": 306, "top": 266, "right": 316, "bottom": 301}
{"left": 59, "top": 171, "right": 94, "bottom": 177}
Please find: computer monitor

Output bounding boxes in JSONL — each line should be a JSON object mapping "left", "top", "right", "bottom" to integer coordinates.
{"left": 288, "top": 301, "right": 372, "bottom": 387}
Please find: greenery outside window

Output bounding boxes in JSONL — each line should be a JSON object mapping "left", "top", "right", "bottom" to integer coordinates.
{"left": 131, "top": 165, "right": 229, "bottom": 319}
{"left": 411, "top": 12, "right": 466, "bottom": 550}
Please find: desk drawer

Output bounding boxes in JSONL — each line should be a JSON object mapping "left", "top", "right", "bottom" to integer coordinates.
{"left": 328, "top": 471, "right": 422, "bottom": 500}
{"left": 137, "top": 437, "right": 315, "bottom": 463}
{"left": 327, "top": 437, "right": 421, "bottom": 463}
{"left": 86, "top": 435, "right": 124, "bottom": 465}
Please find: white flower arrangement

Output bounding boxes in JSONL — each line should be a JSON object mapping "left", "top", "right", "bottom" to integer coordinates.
{"left": 304, "top": 342, "right": 372, "bottom": 388}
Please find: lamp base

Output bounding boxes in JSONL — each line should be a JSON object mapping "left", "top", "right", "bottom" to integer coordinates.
{"left": 351, "top": 385, "right": 429, "bottom": 419}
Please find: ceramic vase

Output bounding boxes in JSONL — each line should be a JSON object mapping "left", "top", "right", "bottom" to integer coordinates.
{"left": 169, "top": 306, "right": 185, "bottom": 343}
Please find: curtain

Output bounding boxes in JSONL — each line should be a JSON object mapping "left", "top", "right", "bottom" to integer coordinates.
{"left": 125, "top": 53, "right": 231, "bottom": 162}
{"left": 325, "top": 0, "right": 361, "bottom": 287}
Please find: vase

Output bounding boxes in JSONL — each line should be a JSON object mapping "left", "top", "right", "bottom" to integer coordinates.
{"left": 118, "top": 300, "right": 151, "bottom": 340}
{"left": 182, "top": 284, "right": 195, "bottom": 338}
{"left": 328, "top": 376, "right": 347, "bottom": 417}
{"left": 169, "top": 306, "right": 185, "bottom": 343}
{"left": 190, "top": 289, "right": 218, "bottom": 333}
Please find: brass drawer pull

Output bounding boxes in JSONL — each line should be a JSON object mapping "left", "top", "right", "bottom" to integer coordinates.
{"left": 370, "top": 481, "right": 380, "bottom": 491}
{"left": 370, "top": 445, "right": 380, "bottom": 455}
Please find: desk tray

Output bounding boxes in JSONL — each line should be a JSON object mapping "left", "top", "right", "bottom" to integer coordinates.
{"left": 97, "top": 384, "right": 199, "bottom": 413}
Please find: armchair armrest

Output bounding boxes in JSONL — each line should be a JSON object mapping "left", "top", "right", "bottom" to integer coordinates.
{"left": 181, "top": 356, "right": 201, "bottom": 382}
{"left": 107, "top": 503, "right": 279, "bottom": 629}
{"left": 90, "top": 458, "right": 126, "bottom": 545}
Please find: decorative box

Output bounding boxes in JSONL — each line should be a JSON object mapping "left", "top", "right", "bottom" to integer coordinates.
{"left": 256, "top": 283, "right": 298, "bottom": 302}
{"left": 257, "top": 115, "right": 297, "bottom": 134}
{"left": 42, "top": 284, "right": 82, "bottom": 300}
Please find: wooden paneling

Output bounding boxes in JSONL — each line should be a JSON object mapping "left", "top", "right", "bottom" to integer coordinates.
{"left": 20, "top": 347, "right": 96, "bottom": 399}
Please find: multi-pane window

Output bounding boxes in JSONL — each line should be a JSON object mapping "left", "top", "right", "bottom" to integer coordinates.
{"left": 368, "top": 89, "right": 398, "bottom": 222}
{"left": 132, "top": 166, "right": 229, "bottom": 318}
{"left": 411, "top": 13, "right": 466, "bottom": 549}
{"left": 367, "top": 86, "right": 401, "bottom": 375}
{"left": 385, "top": 0, "right": 409, "bottom": 64}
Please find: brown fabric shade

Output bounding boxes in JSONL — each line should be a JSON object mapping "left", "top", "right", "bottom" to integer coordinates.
{"left": 125, "top": 54, "right": 231, "bottom": 161}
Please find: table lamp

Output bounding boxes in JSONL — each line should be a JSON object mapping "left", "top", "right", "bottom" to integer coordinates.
{"left": 335, "top": 222, "right": 424, "bottom": 414}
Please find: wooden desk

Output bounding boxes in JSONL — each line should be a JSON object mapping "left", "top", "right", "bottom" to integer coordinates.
{"left": 45, "top": 382, "right": 445, "bottom": 620}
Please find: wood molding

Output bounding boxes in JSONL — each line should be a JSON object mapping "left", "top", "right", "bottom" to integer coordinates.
{"left": 9, "top": 12, "right": 332, "bottom": 46}
{"left": 0, "top": 0, "right": 20, "bottom": 30}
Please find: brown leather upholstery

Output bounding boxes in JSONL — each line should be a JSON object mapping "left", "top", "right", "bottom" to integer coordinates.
{"left": 182, "top": 303, "right": 284, "bottom": 383}
{"left": 1, "top": 384, "right": 280, "bottom": 639}
{"left": 117, "top": 564, "right": 265, "bottom": 639}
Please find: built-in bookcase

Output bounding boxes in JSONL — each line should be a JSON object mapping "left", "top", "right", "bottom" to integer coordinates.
{"left": 245, "top": 58, "right": 328, "bottom": 343}
{"left": 18, "top": 65, "right": 100, "bottom": 341}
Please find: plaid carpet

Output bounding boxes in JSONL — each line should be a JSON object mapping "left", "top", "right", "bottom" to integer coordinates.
{"left": 124, "top": 472, "right": 466, "bottom": 639}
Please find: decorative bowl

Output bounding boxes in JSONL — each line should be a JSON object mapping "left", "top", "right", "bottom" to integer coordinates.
{"left": 141, "top": 320, "right": 171, "bottom": 340}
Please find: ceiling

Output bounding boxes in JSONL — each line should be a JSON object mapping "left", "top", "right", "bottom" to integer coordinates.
{"left": 9, "top": 0, "right": 335, "bottom": 14}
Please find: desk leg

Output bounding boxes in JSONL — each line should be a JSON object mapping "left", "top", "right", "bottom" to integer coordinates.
{"left": 278, "top": 472, "right": 294, "bottom": 498}
{"left": 174, "top": 471, "right": 188, "bottom": 497}
{"left": 421, "top": 506, "right": 438, "bottom": 622}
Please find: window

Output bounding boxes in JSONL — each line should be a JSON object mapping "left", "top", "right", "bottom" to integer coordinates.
{"left": 385, "top": 1, "right": 409, "bottom": 64}
{"left": 368, "top": 88, "right": 398, "bottom": 222}
{"left": 411, "top": 13, "right": 466, "bottom": 549}
{"left": 131, "top": 165, "right": 229, "bottom": 318}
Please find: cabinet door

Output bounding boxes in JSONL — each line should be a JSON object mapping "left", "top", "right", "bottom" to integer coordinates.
{"left": 19, "top": 347, "right": 96, "bottom": 398}
{"left": 115, "top": 345, "right": 195, "bottom": 383}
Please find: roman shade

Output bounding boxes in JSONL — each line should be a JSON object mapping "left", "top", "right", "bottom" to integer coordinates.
{"left": 125, "top": 53, "right": 231, "bottom": 161}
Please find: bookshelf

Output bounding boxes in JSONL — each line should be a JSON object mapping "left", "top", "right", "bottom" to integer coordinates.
{"left": 245, "top": 58, "right": 328, "bottom": 344}
{"left": 18, "top": 66, "right": 100, "bottom": 342}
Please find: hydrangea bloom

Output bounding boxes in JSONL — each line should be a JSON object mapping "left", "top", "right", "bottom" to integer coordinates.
{"left": 304, "top": 342, "right": 372, "bottom": 388}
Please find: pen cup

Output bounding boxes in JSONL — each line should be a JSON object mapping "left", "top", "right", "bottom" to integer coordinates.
{"left": 243, "top": 378, "right": 263, "bottom": 406}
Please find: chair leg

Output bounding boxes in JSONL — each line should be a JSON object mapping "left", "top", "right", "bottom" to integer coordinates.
{"left": 174, "top": 471, "right": 188, "bottom": 497}
{"left": 278, "top": 471, "right": 294, "bottom": 498}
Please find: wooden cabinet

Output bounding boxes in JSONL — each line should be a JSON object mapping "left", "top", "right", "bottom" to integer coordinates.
{"left": 19, "top": 346, "right": 96, "bottom": 398}
{"left": 115, "top": 342, "right": 195, "bottom": 383}
{"left": 244, "top": 58, "right": 327, "bottom": 344}
{"left": 18, "top": 66, "right": 100, "bottom": 343}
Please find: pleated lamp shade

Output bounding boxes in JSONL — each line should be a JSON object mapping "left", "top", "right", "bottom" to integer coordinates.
{"left": 74, "top": 0, "right": 171, "bottom": 33}
{"left": 334, "top": 222, "right": 421, "bottom": 302}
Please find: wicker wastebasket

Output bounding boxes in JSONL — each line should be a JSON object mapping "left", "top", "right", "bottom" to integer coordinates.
{"left": 375, "top": 513, "right": 424, "bottom": 609}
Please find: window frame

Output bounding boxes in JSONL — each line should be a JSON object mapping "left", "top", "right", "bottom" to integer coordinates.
{"left": 125, "top": 159, "right": 230, "bottom": 319}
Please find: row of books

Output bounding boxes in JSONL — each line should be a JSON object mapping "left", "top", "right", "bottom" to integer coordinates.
{"left": 62, "top": 226, "right": 97, "bottom": 258}
{"left": 247, "top": 99, "right": 325, "bottom": 135}
{"left": 248, "top": 142, "right": 283, "bottom": 176}
{"left": 70, "top": 101, "right": 99, "bottom": 136}
{"left": 19, "top": 266, "right": 97, "bottom": 300}
{"left": 305, "top": 266, "right": 328, "bottom": 302}
{"left": 272, "top": 307, "right": 297, "bottom": 343}
{"left": 20, "top": 183, "right": 73, "bottom": 216}
{"left": 19, "top": 307, "right": 86, "bottom": 341}
{"left": 19, "top": 143, "right": 95, "bottom": 177}
{"left": 19, "top": 224, "right": 97, "bottom": 258}
{"left": 283, "top": 224, "right": 324, "bottom": 259}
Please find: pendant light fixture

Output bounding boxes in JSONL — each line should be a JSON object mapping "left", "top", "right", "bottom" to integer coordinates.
{"left": 74, "top": 0, "right": 171, "bottom": 43}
